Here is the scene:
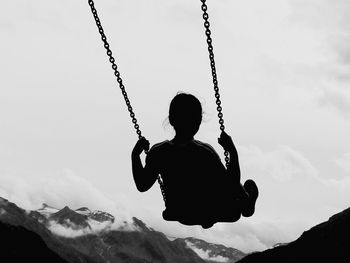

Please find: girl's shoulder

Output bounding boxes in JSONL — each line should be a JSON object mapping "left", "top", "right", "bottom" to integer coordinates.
{"left": 149, "top": 140, "right": 171, "bottom": 153}
{"left": 193, "top": 140, "right": 218, "bottom": 154}
{"left": 146, "top": 140, "right": 170, "bottom": 163}
{"left": 193, "top": 140, "right": 222, "bottom": 161}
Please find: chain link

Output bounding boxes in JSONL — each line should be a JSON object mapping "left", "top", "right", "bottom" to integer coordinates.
{"left": 200, "top": 0, "right": 230, "bottom": 168}
{"left": 87, "top": 0, "right": 167, "bottom": 203}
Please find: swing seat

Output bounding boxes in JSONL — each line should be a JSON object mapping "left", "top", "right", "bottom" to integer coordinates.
{"left": 158, "top": 161, "right": 249, "bottom": 228}
{"left": 162, "top": 197, "right": 242, "bottom": 227}
{"left": 161, "top": 177, "right": 258, "bottom": 228}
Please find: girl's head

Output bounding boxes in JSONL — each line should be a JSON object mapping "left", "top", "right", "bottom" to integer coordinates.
{"left": 169, "top": 93, "right": 202, "bottom": 137}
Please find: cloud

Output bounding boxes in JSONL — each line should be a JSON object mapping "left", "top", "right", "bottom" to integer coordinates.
{"left": 289, "top": 0, "right": 350, "bottom": 118}
{"left": 318, "top": 89, "right": 350, "bottom": 118}
{"left": 239, "top": 145, "right": 318, "bottom": 181}
{"left": 47, "top": 217, "right": 138, "bottom": 238}
{"left": 245, "top": 0, "right": 350, "bottom": 118}
{"left": 47, "top": 220, "right": 91, "bottom": 238}
{"left": 186, "top": 240, "right": 229, "bottom": 262}
{"left": 0, "top": 208, "right": 6, "bottom": 216}
{"left": 325, "top": 177, "right": 350, "bottom": 192}
{"left": 335, "top": 153, "right": 350, "bottom": 173}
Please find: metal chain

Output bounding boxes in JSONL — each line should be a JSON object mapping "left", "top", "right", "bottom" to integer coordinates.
{"left": 88, "top": 0, "right": 141, "bottom": 138}
{"left": 200, "top": 0, "right": 230, "bottom": 168}
{"left": 87, "top": 0, "right": 166, "bottom": 204}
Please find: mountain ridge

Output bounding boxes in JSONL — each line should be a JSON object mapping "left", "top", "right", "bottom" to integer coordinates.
{"left": 0, "top": 197, "right": 245, "bottom": 263}
{"left": 237, "top": 206, "right": 350, "bottom": 262}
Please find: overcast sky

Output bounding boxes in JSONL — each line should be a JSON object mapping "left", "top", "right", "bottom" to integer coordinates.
{"left": 1, "top": 0, "right": 350, "bottom": 253}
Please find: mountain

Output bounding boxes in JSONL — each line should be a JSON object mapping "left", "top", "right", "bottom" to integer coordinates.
{"left": 4, "top": 194, "right": 349, "bottom": 263}
{"left": 238, "top": 207, "right": 350, "bottom": 263}
{"left": 0, "top": 197, "right": 245, "bottom": 263}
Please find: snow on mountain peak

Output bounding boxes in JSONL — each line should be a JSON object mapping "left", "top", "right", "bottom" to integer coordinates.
{"left": 75, "top": 207, "right": 91, "bottom": 216}
{"left": 37, "top": 203, "right": 59, "bottom": 217}
{"left": 91, "top": 210, "right": 115, "bottom": 223}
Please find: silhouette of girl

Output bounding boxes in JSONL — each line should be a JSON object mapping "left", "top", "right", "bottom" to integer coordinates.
{"left": 132, "top": 93, "right": 258, "bottom": 228}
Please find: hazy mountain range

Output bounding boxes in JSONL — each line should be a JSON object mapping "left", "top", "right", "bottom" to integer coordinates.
{"left": 0, "top": 197, "right": 245, "bottom": 263}
{"left": 1, "top": 196, "right": 349, "bottom": 263}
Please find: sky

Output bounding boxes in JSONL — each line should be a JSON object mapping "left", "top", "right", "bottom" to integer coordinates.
{"left": 1, "top": 0, "right": 350, "bottom": 253}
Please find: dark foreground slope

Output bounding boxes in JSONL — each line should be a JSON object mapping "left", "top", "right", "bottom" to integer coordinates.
{"left": 0, "top": 221, "right": 68, "bottom": 263}
{"left": 238, "top": 207, "right": 350, "bottom": 263}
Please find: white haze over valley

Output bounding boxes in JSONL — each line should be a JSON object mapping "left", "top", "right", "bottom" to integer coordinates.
{"left": 185, "top": 240, "right": 230, "bottom": 262}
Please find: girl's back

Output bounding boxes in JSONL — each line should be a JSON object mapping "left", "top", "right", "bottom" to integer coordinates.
{"left": 147, "top": 139, "right": 228, "bottom": 220}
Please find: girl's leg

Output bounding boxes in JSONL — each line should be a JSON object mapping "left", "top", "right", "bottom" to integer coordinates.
{"left": 241, "top": 179, "right": 259, "bottom": 217}
{"left": 217, "top": 179, "right": 243, "bottom": 222}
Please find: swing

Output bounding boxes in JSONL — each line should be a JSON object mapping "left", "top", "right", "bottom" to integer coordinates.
{"left": 87, "top": 0, "right": 255, "bottom": 227}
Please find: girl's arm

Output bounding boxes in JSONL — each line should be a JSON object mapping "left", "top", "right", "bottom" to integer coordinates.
{"left": 131, "top": 137, "right": 159, "bottom": 192}
{"left": 218, "top": 131, "right": 241, "bottom": 183}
